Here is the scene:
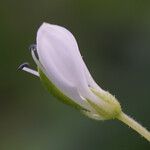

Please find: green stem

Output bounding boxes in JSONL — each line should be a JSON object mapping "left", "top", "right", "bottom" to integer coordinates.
{"left": 117, "top": 112, "right": 150, "bottom": 142}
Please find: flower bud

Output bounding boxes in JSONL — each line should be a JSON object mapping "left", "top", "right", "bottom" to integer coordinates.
{"left": 33, "top": 22, "right": 122, "bottom": 120}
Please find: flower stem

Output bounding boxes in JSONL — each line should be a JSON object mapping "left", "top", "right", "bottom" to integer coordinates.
{"left": 117, "top": 112, "right": 150, "bottom": 142}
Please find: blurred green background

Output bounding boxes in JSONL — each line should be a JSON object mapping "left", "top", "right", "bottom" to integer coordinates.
{"left": 0, "top": 0, "right": 150, "bottom": 149}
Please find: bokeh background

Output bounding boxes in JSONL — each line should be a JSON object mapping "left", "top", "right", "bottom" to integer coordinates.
{"left": 0, "top": 0, "right": 150, "bottom": 149}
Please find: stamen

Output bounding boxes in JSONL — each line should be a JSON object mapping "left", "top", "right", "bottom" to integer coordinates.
{"left": 22, "top": 67, "right": 39, "bottom": 77}
{"left": 18, "top": 62, "right": 39, "bottom": 77}
{"left": 29, "top": 44, "right": 39, "bottom": 59}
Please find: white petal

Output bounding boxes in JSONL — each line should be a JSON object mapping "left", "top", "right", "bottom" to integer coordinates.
{"left": 36, "top": 23, "right": 90, "bottom": 107}
{"left": 36, "top": 22, "right": 103, "bottom": 110}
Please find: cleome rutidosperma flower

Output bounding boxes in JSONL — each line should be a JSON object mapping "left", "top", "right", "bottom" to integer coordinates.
{"left": 18, "top": 22, "right": 150, "bottom": 142}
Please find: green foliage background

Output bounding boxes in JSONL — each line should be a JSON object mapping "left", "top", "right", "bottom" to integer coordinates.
{"left": 0, "top": 0, "right": 150, "bottom": 149}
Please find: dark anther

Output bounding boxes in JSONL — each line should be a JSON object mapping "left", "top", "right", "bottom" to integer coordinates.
{"left": 17, "top": 62, "right": 29, "bottom": 71}
{"left": 29, "top": 44, "right": 37, "bottom": 52}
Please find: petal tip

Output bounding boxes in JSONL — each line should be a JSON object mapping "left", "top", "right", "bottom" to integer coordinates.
{"left": 39, "top": 22, "right": 49, "bottom": 31}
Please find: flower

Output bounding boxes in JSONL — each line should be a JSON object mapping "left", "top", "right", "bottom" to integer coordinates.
{"left": 19, "top": 22, "right": 121, "bottom": 120}
{"left": 18, "top": 23, "right": 150, "bottom": 142}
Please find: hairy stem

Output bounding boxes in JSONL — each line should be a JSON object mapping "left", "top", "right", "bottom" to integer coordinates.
{"left": 117, "top": 112, "right": 150, "bottom": 142}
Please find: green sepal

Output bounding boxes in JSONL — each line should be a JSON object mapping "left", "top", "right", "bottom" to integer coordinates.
{"left": 90, "top": 89, "right": 122, "bottom": 120}
{"left": 86, "top": 99, "right": 111, "bottom": 120}
{"left": 38, "top": 68, "right": 85, "bottom": 110}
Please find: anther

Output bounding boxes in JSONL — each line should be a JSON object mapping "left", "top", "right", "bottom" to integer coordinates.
{"left": 17, "top": 62, "right": 30, "bottom": 70}
{"left": 29, "top": 44, "right": 37, "bottom": 52}
{"left": 17, "top": 62, "right": 39, "bottom": 77}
